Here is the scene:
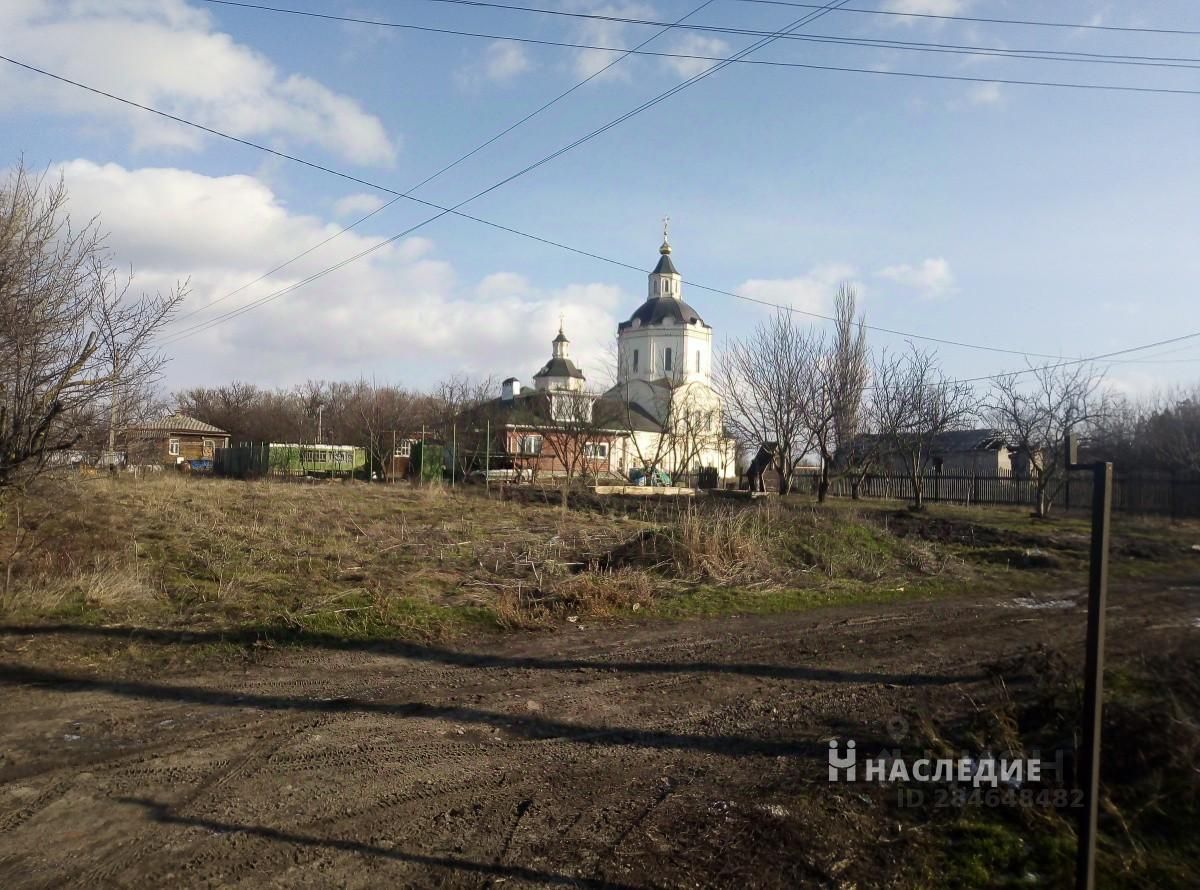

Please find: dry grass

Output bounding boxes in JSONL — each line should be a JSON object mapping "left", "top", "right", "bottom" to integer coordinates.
{"left": 2, "top": 474, "right": 1197, "bottom": 641}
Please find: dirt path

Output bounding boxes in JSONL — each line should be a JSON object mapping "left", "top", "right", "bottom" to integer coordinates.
{"left": 1, "top": 580, "right": 1197, "bottom": 889}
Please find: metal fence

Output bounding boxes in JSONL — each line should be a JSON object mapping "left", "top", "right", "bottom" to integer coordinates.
{"left": 826, "top": 469, "right": 1200, "bottom": 518}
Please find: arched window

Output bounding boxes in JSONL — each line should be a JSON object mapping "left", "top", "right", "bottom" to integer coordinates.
{"left": 664, "top": 348, "right": 673, "bottom": 371}
{"left": 632, "top": 349, "right": 639, "bottom": 371}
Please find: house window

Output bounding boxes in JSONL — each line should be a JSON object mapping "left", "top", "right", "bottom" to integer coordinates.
{"left": 632, "top": 349, "right": 639, "bottom": 371}
{"left": 664, "top": 348, "right": 673, "bottom": 371}
{"left": 202, "top": 438, "right": 214, "bottom": 457}
{"left": 583, "top": 442, "right": 609, "bottom": 459}
{"left": 394, "top": 439, "right": 412, "bottom": 458}
{"left": 168, "top": 438, "right": 180, "bottom": 456}
{"left": 520, "top": 435, "right": 543, "bottom": 455}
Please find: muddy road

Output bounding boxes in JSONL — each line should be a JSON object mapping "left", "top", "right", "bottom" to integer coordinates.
{"left": 0, "top": 581, "right": 1197, "bottom": 889}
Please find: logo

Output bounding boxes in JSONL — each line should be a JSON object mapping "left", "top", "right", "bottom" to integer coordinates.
{"left": 827, "top": 739, "right": 857, "bottom": 782}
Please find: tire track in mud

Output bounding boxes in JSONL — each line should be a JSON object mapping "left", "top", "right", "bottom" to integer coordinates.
{"left": 0, "top": 582, "right": 1193, "bottom": 888}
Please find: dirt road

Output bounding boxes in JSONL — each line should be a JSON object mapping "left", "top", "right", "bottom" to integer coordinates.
{"left": 0, "top": 581, "right": 1197, "bottom": 889}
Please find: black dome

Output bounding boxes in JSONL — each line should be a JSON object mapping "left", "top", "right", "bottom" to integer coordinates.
{"left": 533, "top": 357, "right": 585, "bottom": 380}
{"left": 618, "top": 296, "right": 708, "bottom": 332}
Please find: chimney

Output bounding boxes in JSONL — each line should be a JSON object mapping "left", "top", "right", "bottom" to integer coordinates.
{"left": 501, "top": 377, "right": 520, "bottom": 401}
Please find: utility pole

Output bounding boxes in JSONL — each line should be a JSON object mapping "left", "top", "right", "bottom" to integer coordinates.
{"left": 317, "top": 405, "right": 323, "bottom": 445}
{"left": 107, "top": 347, "right": 120, "bottom": 466}
{"left": 485, "top": 420, "right": 491, "bottom": 492}
{"left": 1067, "top": 434, "right": 1113, "bottom": 890}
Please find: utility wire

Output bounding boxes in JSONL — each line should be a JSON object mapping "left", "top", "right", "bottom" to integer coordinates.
{"left": 171, "top": 0, "right": 720, "bottom": 326}
{"left": 732, "top": 0, "right": 1200, "bottom": 37}
{"left": 156, "top": 0, "right": 855, "bottom": 340}
{"left": 214, "top": 0, "right": 1200, "bottom": 40}
{"left": 195, "top": 0, "right": 1200, "bottom": 72}
{"left": 5, "top": 43, "right": 1191, "bottom": 364}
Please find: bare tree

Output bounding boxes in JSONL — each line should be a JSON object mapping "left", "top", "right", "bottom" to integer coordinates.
{"left": 1132, "top": 385, "right": 1200, "bottom": 474}
{"left": 872, "top": 345, "right": 975, "bottom": 510}
{"left": 0, "top": 161, "right": 183, "bottom": 489}
{"left": 717, "top": 310, "right": 819, "bottom": 494}
{"left": 606, "top": 376, "right": 725, "bottom": 485}
{"left": 536, "top": 389, "right": 607, "bottom": 509}
{"left": 984, "top": 363, "right": 1107, "bottom": 517}
{"left": 803, "top": 284, "right": 870, "bottom": 502}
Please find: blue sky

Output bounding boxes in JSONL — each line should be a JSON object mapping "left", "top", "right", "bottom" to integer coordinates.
{"left": 1, "top": 0, "right": 1197, "bottom": 396}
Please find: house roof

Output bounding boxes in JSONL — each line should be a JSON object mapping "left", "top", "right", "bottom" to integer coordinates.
{"left": 473, "top": 392, "right": 661, "bottom": 434}
{"left": 533, "top": 357, "right": 586, "bottom": 380}
{"left": 618, "top": 296, "right": 708, "bottom": 332}
{"left": 125, "top": 414, "right": 229, "bottom": 436}
{"left": 840, "top": 428, "right": 1010, "bottom": 457}
{"left": 930, "top": 429, "right": 1009, "bottom": 453}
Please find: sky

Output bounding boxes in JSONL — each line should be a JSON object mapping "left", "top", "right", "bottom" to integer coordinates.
{"left": 1, "top": 0, "right": 1198, "bottom": 399}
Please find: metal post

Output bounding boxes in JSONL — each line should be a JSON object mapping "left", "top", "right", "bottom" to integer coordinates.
{"left": 451, "top": 424, "right": 456, "bottom": 488}
{"left": 485, "top": 420, "right": 491, "bottom": 491}
{"left": 1067, "top": 430, "right": 1112, "bottom": 890}
{"left": 392, "top": 430, "right": 396, "bottom": 484}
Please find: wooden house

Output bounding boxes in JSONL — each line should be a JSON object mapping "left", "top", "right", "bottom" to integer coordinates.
{"left": 123, "top": 414, "right": 230, "bottom": 467}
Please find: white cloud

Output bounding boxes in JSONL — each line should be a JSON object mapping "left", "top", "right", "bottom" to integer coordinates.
{"left": 736, "top": 264, "right": 860, "bottom": 317}
{"left": 881, "top": 0, "right": 967, "bottom": 16}
{"left": 967, "top": 82, "right": 1004, "bottom": 106}
{"left": 50, "top": 160, "right": 628, "bottom": 389}
{"left": 333, "top": 193, "right": 388, "bottom": 218}
{"left": 455, "top": 40, "right": 534, "bottom": 89}
{"left": 566, "top": 2, "right": 657, "bottom": 81}
{"left": 878, "top": 257, "right": 955, "bottom": 298}
{"left": 0, "top": 0, "right": 396, "bottom": 166}
{"left": 661, "top": 34, "right": 728, "bottom": 79}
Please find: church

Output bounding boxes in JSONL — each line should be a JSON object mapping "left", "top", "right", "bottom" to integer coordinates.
{"left": 486, "top": 226, "right": 737, "bottom": 485}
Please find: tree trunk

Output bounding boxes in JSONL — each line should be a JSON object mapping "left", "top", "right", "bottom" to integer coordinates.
{"left": 817, "top": 469, "right": 829, "bottom": 503}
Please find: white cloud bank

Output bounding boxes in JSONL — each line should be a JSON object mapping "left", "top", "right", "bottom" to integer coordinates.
{"left": 736, "top": 264, "right": 861, "bottom": 317}
{"left": 0, "top": 0, "right": 396, "bottom": 166}
{"left": 455, "top": 40, "right": 535, "bottom": 89}
{"left": 878, "top": 257, "right": 955, "bottom": 299}
{"left": 51, "top": 160, "right": 625, "bottom": 389}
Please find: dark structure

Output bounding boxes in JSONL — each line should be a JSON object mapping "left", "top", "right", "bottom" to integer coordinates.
{"left": 743, "top": 442, "right": 777, "bottom": 492}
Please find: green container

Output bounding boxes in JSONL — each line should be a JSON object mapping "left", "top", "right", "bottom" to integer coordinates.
{"left": 411, "top": 441, "right": 444, "bottom": 482}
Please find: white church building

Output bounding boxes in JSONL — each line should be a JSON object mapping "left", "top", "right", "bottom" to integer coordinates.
{"left": 490, "top": 227, "right": 736, "bottom": 484}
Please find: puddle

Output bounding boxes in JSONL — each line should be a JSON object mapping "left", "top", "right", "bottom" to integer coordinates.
{"left": 1001, "top": 597, "right": 1075, "bottom": 610}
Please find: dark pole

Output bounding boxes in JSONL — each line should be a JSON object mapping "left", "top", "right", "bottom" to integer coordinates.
{"left": 1067, "top": 433, "right": 1112, "bottom": 890}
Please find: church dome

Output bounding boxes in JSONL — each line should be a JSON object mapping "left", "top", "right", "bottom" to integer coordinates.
{"left": 619, "top": 297, "right": 707, "bottom": 331}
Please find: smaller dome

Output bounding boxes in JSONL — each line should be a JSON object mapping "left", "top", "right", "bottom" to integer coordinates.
{"left": 659, "top": 237, "right": 671, "bottom": 256}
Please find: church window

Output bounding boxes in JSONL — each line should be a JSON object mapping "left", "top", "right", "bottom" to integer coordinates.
{"left": 664, "top": 348, "right": 673, "bottom": 371}
{"left": 632, "top": 349, "right": 639, "bottom": 371}
{"left": 695, "top": 350, "right": 701, "bottom": 372}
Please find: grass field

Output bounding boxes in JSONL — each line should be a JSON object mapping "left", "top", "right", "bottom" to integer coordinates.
{"left": 1, "top": 474, "right": 1197, "bottom": 648}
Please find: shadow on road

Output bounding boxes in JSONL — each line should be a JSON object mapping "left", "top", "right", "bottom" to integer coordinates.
{"left": 0, "top": 622, "right": 981, "bottom": 687}
{"left": 117, "top": 797, "right": 644, "bottom": 889}
{"left": 0, "top": 662, "right": 834, "bottom": 758}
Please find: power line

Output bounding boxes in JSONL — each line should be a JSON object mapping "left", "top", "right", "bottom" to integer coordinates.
{"left": 153, "top": 0, "right": 857, "bottom": 340}
{"left": 732, "top": 0, "right": 1200, "bottom": 37}
{"left": 171, "top": 0, "right": 720, "bottom": 326}
{"left": 195, "top": 0, "right": 1200, "bottom": 72}
{"left": 5, "top": 45, "right": 1190, "bottom": 364}
{"left": 216, "top": 0, "right": 1200, "bottom": 40}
